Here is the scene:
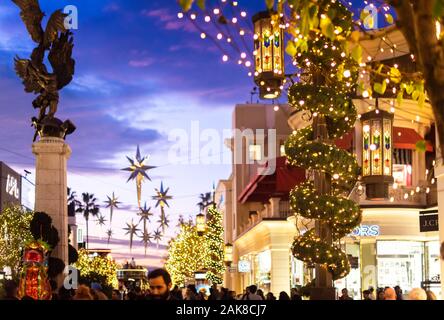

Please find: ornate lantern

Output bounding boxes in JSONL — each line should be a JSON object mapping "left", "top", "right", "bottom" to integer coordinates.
{"left": 361, "top": 109, "right": 394, "bottom": 200}
{"left": 253, "top": 11, "right": 285, "bottom": 100}
{"left": 196, "top": 213, "right": 206, "bottom": 236}
{"left": 224, "top": 243, "right": 233, "bottom": 267}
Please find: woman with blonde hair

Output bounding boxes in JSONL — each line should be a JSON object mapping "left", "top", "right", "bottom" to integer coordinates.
{"left": 426, "top": 290, "right": 437, "bottom": 300}
{"left": 73, "top": 285, "right": 93, "bottom": 300}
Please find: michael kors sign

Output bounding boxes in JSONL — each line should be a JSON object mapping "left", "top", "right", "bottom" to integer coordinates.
{"left": 419, "top": 210, "right": 439, "bottom": 233}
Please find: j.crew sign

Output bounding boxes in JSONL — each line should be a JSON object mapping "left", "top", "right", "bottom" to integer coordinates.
{"left": 419, "top": 210, "right": 439, "bottom": 232}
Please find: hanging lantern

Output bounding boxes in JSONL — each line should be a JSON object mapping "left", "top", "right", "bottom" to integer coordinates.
{"left": 253, "top": 11, "right": 285, "bottom": 100}
{"left": 196, "top": 213, "right": 206, "bottom": 236}
{"left": 224, "top": 243, "right": 233, "bottom": 267}
{"left": 361, "top": 109, "right": 394, "bottom": 200}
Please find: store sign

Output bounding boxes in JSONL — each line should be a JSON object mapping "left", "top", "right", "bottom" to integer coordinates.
{"left": 0, "top": 162, "right": 22, "bottom": 211}
{"left": 351, "top": 225, "right": 380, "bottom": 237}
{"left": 419, "top": 210, "right": 439, "bottom": 232}
{"left": 238, "top": 260, "right": 251, "bottom": 273}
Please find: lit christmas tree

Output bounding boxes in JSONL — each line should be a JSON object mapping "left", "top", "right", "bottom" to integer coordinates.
{"left": 204, "top": 206, "right": 225, "bottom": 284}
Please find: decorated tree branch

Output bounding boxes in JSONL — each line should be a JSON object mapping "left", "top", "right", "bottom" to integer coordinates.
{"left": 204, "top": 206, "right": 225, "bottom": 284}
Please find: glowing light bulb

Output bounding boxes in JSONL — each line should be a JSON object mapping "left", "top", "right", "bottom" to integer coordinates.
{"left": 217, "top": 33, "right": 223, "bottom": 40}
{"left": 190, "top": 14, "right": 196, "bottom": 20}
{"left": 205, "top": 16, "right": 211, "bottom": 22}
{"left": 241, "top": 11, "right": 247, "bottom": 17}
{"left": 213, "top": 8, "right": 220, "bottom": 15}
{"left": 241, "top": 52, "right": 247, "bottom": 59}
{"left": 370, "top": 144, "right": 377, "bottom": 151}
{"left": 232, "top": 17, "right": 238, "bottom": 24}
{"left": 245, "top": 61, "right": 251, "bottom": 67}
{"left": 363, "top": 125, "right": 370, "bottom": 133}
{"left": 343, "top": 70, "right": 351, "bottom": 78}
{"left": 362, "top": 90, "right": 369, "bottom": 98}
{"left": 200, "top": 33, "right": 206, "bottom": 39}
{"left": 177, "top": 12, "right": 184, "bottom": 19}
{"left": 274, "top": 105, "right": 279, "bottom": 111}
{"left": 333, "top": 173, "right": 340, "bottom": 180}
{"left": 239, "top": 30, "right": 245, "bottom": 36}
{"left": 222, "top": 55, "right": 228, "bottom": 62}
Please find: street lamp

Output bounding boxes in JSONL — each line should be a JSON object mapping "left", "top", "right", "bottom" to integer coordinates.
{"left": 196, "top": 213, "right": 206, "bottom": 236}
{"left": 224, "top": 243, "right": 233, "bottom": 267}
{"left": 253, "top": 11, "right": 285, "bottom": 100}
{"left": 361, "top": 108, "right": 394, "bottom": 200}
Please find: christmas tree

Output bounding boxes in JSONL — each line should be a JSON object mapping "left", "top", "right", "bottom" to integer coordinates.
{"left": 204, "top": 206, "right": 225, "bottom": 284}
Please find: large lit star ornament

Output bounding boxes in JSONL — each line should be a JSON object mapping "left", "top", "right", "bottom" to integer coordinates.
{"left": 152, "top": 182, "right": 173, "bottom": 233}
{"left": 123, "top": 219, "right": 141, "bottom": 252}
{"left": 106, "top": 229, "right": 113, "bottom": 246}
{"left": 104, "top": 192, "right": 121, "bottom": 224}
{"left": 153, "top": 228, "right": 163, "bottom": 249}
{"left": 138, "top": 202, "right": 153, "bottom": 233}
{"left": 96, "top": 215, "right": 107, "bottom": 227}
{"left": 122, "top": 145, "right": 156, "bottom": 208}
{"left": 152, "top": 182, "right": 172, "bottom": 208}
{"left": 139, "top": 229, "right": 153, "bottom": 256}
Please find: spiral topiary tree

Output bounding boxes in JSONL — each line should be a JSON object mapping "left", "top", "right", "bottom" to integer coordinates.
{"left": 285, "top": 0, "right": 361, "bottom": 281}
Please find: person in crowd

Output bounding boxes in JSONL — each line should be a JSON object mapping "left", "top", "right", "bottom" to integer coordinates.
{"left": 228, "top": 290, "right": 237, "bottom": 300}
{"left": 58, "top": 287, "right": 74, "bottom": 300}
{"left": 130, "top": 257, "right": 136, "bottom": 268}
{"left": 290, "top": 288, "right": 302, "bottom": 300}
{"left": 3, "top": 280, "right": 19, "bottom": 300}
{"left": 408, "top": 288, "right": 427, "bottom": 300}
{"left": 362, "top": 290, "right": 372, "bottom": 300}
{"left": 123, "top": 260, "right": 129, "bottom": 269}
{"left": 426, "top": 290, "right": 437, "bottom": 300}
{"left": 279, "top": 291, "right": 290, "bottom": 300}
{"left": 49, "top": 280, "right": 58, "bottom": 300}
{"left": 256, "top": 289, "right": 265, "bottom": 300}
{"left": 376, "top": 288, "right": 385, "bottom": 300}
{"left": 111, "top": 289, "right": 121, "bottom": 300}
{"left": 208, "top": 286, "right": 220, "bottom": 300}
{"left": 339, "top": 288, "right": 353, "bottom": 300}
{"left": 147, "top": 268, "right": 175, "bottom": 300}
{"left": 384, "top": 287, "right": 397, "bottom": 300}
{"left": 73, "top": 285, "right": 93, "bottom": 300}
{"left": 91, "top": 282, "right": 108, "bottom": 300}
{"left": 171, "top": 285, "right": 183, "bottom": 300}
{"left": 394, "top": 285, "right": 403, "bottom": 300}
{"left": 184, "top": 284, "right": 197, "bottom": 300}
{"left": 219, "top": 287, "right": 231, "bottom": 300}
{"left": 266, "top": 292, "right": 276, "bottom": 301}
{"left": 368, "top": 287, "right": 376, "bottom": 300}
{"left": 242, "top": 285, "right": 262, "bottom": 300}
{"left": 197, "top": 288, "right": 207, "bottom": 301}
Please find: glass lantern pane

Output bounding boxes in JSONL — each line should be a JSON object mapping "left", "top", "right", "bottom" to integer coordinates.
{"left": 362, "top": 121, "right": 371, "bottom": 176}
{"left": 262, "top": 19, "right": 272, "bottom": 72}
{"left": 371, "top": 120, "right": 382, "bottom": 175}
{"left": 383, "top": 118, "right": 392, "bottom": 176}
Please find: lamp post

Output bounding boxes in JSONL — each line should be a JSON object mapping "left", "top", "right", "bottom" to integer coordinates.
{"left": 361, "top": 107, "right": 394, "bottom": 200}
{"left": 196, "top": 213, "right": 206, "bottom": 236}
{"left": 224, "top": 243, "right": 233, "bottom": 267}
{"left": 252, "top": 11, "right": 285, "bottom": 100}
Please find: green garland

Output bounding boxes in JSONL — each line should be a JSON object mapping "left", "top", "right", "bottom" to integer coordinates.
{"left": 285, "top": 0, "right": 361, "bottom": 280}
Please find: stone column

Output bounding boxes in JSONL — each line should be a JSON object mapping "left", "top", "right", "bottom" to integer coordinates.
{"left": 32, "top": 137, "right": 71, "bottom": 273}
{"left": 434, "top": 163, "right": 444, "bottom": 299}
{"left": 270, "top": 248, "right": 291, "bottom": 295}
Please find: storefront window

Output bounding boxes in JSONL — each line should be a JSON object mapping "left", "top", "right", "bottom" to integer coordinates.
{"left": 334, "top": 243, "right": 361, "bottom": 299}
{"left": 253, "top": 250, "right": 271, "bottom": 293}
{"left": 376, "top": 241, "right": 424, "bottom": 292}
{"left": 425, "top": 241, "right": 442, "bottom": 299}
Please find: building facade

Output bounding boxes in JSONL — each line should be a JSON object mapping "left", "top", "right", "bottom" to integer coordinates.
{"left": 218, "top": 99, "right": 441, "bottom": 298}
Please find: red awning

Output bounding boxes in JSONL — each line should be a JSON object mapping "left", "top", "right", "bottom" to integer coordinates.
{"left": 238, "top": 157, "right": 306, "bottom": 204}
{"left": 393, "top": 127, "right": 433, "bottom": 152}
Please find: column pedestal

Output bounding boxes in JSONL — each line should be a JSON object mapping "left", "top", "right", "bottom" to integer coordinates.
{"left": 32, "top": 137, "right": 71, "bottom": 287}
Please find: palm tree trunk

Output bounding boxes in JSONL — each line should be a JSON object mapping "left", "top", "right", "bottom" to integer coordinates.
{"left": 86, "top": 216, "right": 89, "bottom": 251}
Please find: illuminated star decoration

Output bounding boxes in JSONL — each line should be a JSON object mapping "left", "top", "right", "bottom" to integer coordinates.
{"left": 139, "top": 229, "right": 153, "bottom": 256}
{"left": 104, "top": 192, "right": 121, "bottom": 225}
{"left": 106, "top": 229, "right": 113, "bottom": 246}
{"left": 96, "top": 215, "right": 107, "bottom": 227}
{"left": 152, "top": 182, "right": 173, "bottom": 233}
{"left": 123, "top": 219, "right": 141, "bottom": 252}
{"left": 137, "top": 202, "right": 154, "bottom": 256}
{"left": 153, "top": 228, "right": 163, "bottom": 249}
{"left": 122, "top": 145, "right": 156, "bottom": 208}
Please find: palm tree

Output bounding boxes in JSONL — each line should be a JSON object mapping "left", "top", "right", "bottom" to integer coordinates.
{"left": 197, "top": 192, "right": 213, "bottom": 212}
{"left": 106, "top": 228, "right": 113, "bottom": 246}
{"left": 67, "top": 188, "right": 80, "bottom": 216}
{"left": 76, "top": 193, "right": 100, "bottom": 250}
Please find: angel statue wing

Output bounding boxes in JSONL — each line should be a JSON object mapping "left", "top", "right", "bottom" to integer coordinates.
{"left": 14, "top": 57, "right": 49, "bottom": 93}
{"left": 48, "top": 32, "right": 75, "bottom": 90}
{"left": 43, "top": 10, "right": 68, "bottom": 48}
{"left": 12, "top": 0, "right": 44, "bottom": 43}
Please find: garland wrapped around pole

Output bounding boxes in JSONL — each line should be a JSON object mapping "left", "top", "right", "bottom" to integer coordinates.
{"left": 285, "top": 0, "right": 361, "bottom": 281}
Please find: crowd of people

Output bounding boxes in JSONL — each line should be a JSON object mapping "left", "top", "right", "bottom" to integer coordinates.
{"left": 0, "top": 268, "right": 440, "bottom": 301}
{"left": 339, "top": 286, "right": 437, "bottom": 300}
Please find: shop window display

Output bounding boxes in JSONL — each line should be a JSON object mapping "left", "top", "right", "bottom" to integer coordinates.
{"left": 377, "top": 241, "right": 424, "bottom": 292}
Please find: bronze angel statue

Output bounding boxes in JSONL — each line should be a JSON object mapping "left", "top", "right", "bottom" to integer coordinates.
{"left": 12, "top": 0, "right": 76, "bottom": 141}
